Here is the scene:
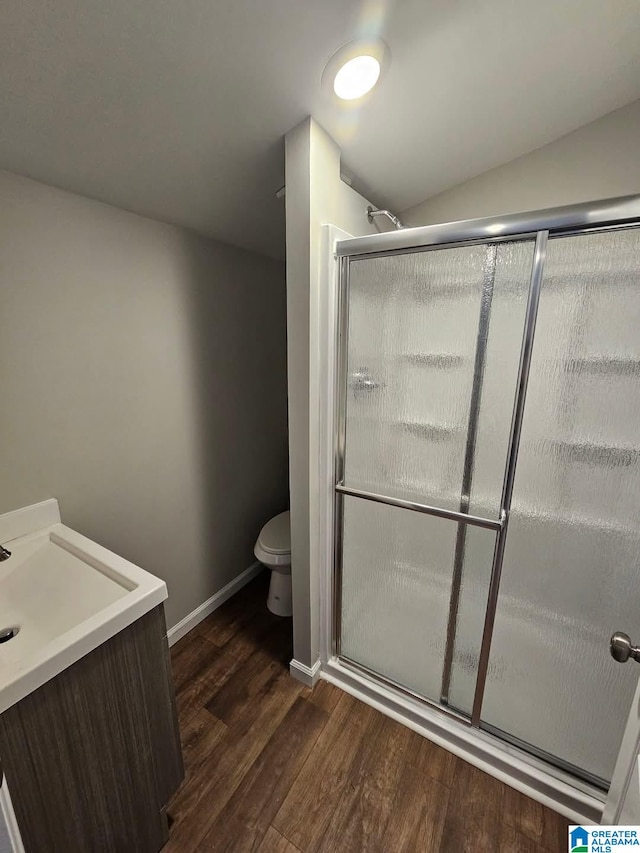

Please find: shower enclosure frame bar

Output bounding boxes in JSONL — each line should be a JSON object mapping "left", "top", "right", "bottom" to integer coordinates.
{"left": 335, "top": 194, "right": 640, "bottom": 257}
{"left": 441, "top": 243, "right": 498, "bottom": 706}
{"left": 330, "top": 193, "right": 640, "bottom": 794}
{"left": 332, "top": 255, "right": 350, "bottom": 658}
{"left": 334, "top": 484, "right": 502, "bottom": 531}
{"left": 470, "top": 228, "right": 549, "bottom": 725}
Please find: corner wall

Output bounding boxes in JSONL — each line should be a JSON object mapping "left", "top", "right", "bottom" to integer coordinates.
{"left": 403, "top": 98, "right": 640, "bottom": 226}
{"left": 284, "top": 117, "right": 377, "bottom": 671}
{"left": 0, "top": 170, "right": 289, "bottom": 628}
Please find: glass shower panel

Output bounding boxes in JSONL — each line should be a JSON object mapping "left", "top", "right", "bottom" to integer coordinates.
{"left": 446, "top": 523, "right": 497, "bottom": 714}
{"left": 343, "top": 241, "right": 533, "bottom": 516}
{"left": 340, "top": 494, "right": 496, "bottom": 708}
{"left": 481, "top": 227, "right": 640, "bottom": 783}
{"left": 469, "top": 241, "right": 533, "bottom": 516}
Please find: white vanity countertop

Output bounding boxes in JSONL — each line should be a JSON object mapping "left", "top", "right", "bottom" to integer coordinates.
{"left": 0, "top": 499, "right": 167, "bottom": 714}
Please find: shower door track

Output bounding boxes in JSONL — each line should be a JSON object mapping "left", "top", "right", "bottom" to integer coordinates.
{"left": 335, "top": 653, "right": 607, "bottom": 792}
{"left": 328, "top": 194, "right": 640, "bottom": 805}
{"left": 322, "top": 653, "right": 605, "bottom": 822}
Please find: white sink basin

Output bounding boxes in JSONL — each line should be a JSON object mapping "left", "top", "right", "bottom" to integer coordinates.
{"left": 0, "top": 499, "right": 167, "bottom": 713}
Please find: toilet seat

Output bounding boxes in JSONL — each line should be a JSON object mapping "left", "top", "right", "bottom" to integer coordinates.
{"left": 254, "top": 542, "right": 290, "bottom": 569}
{"left": 257, "top": 511, "right": 290, "bottom": 556}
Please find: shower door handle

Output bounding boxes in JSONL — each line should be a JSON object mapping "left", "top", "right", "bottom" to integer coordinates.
{"left": 610, "top": 632, "right": 640, "bottom": 664}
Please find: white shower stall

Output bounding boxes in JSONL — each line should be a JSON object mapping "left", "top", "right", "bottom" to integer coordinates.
{"left": 320, "top": 196, "right": 640, "bottom": 817}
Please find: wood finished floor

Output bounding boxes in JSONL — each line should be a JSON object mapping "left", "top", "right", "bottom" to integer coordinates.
{"left": 165, "top": 573, "right": 570, "bottom": 853}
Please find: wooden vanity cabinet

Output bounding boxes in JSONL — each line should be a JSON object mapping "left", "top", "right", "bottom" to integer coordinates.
{"left": 0, "top": 605, "right": 183, "bottom": 852}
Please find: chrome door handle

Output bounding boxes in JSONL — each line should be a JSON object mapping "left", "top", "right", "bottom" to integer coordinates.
{"left": 610, "top": 632, "right": 640, "bottom": 664}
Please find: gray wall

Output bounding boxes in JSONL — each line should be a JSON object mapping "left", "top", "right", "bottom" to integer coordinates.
{"left": 284, "top": 121, "right": 313, "bottom": 667}
{"left": 284, "top": 117, "right": 377, "bottom": 669}
{"left": 0, "top": 170, "right": 288, "bottom": 628}
{"left": 403, "top": 98, "right": 640, "bottom": 226}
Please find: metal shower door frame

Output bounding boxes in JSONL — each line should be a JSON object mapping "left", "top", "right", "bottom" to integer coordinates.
{"left": 331, "top": 195, "right": 640, "bottom": 754}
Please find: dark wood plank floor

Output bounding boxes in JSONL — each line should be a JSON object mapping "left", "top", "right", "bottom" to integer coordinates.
{"left": 165, "top": 573, "right": 571, "bottom": 853}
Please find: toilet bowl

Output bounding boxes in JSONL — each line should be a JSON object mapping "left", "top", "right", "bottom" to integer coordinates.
{"left": 254, "top": 511, "right": 292, "bottom": 617}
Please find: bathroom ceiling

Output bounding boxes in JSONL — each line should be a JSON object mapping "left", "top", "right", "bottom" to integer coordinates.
{"left": 2, "top": 0, "right": 640, "bottom": 258}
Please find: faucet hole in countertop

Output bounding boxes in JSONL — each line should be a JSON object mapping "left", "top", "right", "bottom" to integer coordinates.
{"left": 0, "top": 626, "right": 20, "bottom": 644}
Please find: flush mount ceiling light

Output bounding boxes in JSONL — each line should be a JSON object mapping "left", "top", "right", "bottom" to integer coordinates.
{"left": 333, "top": 55, "right": 380, "bottom": 100}
{"left": 321, "top": 40, "right": 390, "bottom": 103}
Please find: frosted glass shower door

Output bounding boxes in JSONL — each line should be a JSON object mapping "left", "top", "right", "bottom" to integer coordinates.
{"left": 481, "top": 227, "right": 640, "bottom": 784}
{"left": 343, "top": 243, "right": 533, "bottom": 515}
{"left": 338, "top": 240, "right": 535, "bottom": 713}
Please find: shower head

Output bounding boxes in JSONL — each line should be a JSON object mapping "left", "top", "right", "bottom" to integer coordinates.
{"left": 367, "top": 205, "right": 404, "bottom": 231}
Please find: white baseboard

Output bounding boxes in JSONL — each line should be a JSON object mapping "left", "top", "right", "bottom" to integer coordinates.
{"left": 167, "top": 561, "right": 263, "bottom": 646}
{"left": 290, "top": 657, "right": 322, "bottom": 687}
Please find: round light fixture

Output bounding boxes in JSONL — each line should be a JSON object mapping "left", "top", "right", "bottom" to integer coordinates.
{"left": 321, "top": 40, "right": 389, "bottom": 104}
{"left": 333, "top": 54, "right": 381, "bottom": 100}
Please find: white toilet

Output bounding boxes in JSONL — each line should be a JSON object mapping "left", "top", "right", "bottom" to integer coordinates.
{"left": 254, "top": 510, "right": 292, "bottom": 617}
